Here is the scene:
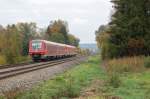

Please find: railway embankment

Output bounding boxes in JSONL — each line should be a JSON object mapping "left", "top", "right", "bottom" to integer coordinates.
{"left": 0, "top": 56, "right": 86, "bottom": 97}
{"left": 0, "top": 56, "right": 150, "bottom": 99}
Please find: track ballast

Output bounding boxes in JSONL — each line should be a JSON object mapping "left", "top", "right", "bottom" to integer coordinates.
{"left": 0, "top": 57, "right": 78, "bottom": 80}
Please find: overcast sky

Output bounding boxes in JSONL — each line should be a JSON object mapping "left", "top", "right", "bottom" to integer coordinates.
{"left": 0, "top": 0, "right": 112, "bottom": 43}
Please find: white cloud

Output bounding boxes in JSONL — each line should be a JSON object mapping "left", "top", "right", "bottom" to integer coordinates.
{"left": 72, "top": 18, "right": 88, "bottom": 25}
{"left": 0, "top": 0, "right": 112, "bottom": 43}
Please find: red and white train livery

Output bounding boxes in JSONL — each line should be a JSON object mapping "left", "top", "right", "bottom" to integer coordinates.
{"left": 29, "top": 40, "right": 77, "bottom": 61}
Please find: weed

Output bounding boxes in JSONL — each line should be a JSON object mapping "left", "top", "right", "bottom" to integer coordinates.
{"left": 0, "top": 56, "right": 6, "bottom": 65}
{"left": 105, "top": 56, "right": 145, "bottom": 73}
{"left": 0, "top": 85, "right": 23, "bottom": 99}
{"left": 144, "top": 57, "right": 150, "bottom": 68}
{"left": 15, "top": 56, "right": 103, "bottom": 99}
{"left": 107, "top": 73, "right": 121, "bottom": 88}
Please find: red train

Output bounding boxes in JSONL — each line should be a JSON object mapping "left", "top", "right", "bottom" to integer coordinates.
{"left": 29, "top": 40, "right": 77, "bottom": 61}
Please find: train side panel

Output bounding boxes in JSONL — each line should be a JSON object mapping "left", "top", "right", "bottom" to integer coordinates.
{"left": 44, "top": 42, "right": 66, "bottom": 57}
{"left": 29, "top": 40, "right": 77, "bottom": 61}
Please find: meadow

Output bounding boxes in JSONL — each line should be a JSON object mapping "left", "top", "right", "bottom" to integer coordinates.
{"left": 0, "top": 56, "right": 150, "bottom": 99}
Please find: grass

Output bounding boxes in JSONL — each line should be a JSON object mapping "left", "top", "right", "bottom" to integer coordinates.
{"left": 104, "top": 56, "right": 146, "bottom": 73}
{"left": 101, "top": 56, "right": 150, "bottom": 99}
{"left": 75, "top": 56, "right": 150, "bottom": 99}
{"left": 104, "top": 71, "right": 150, "bottom": 99}
{"left": 144, "top": 57, "right": 150, "bottom": 68}
{"left": 11, "top": 56, "right": 106, "bottom": 99}
{"left": 1, "top": 56, "right": 150, "bottom": 99}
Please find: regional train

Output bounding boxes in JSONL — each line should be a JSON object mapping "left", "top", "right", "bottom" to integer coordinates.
{"left": 29, "top": 40, "right": 77, "bottom": 61}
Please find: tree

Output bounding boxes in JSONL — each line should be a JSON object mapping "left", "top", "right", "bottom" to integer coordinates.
{"left": 96, "top": 25, "right": 112, "bottom": 59}
{"left": 0, "top": 20, "right": 80, "bottom": 64}
{"left": 46, "top": 20, "right": 80, "bottom": 46}
{"left": 96, "top": 0, "right": 150, "bottom": 59}
{"left": 46, "top": 20, "right": 69, "bottom": 44}
{"left": 0, "top": 26, "right": 5, "bottom": 54}
{"left": 48, "top": 33, "right": 66, "bottom": 44}
{"left": 17, "top": 22, "right": 37, "bottom": 56}
{"left": 1, "top": 25, "right": 22, "bottom": 63}
{"left": 68, "top": 34, "right": 80, "bottom": 47}
{"left": 110, "top": 0, "right": 150, "bottom": 57}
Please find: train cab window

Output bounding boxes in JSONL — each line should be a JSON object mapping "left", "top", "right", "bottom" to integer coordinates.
{"left": 32, "top": 41, "right": 42, "bottom": 50}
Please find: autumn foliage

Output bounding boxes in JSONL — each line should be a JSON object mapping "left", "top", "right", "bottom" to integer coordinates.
{"left": 0, "top": 20, "right": 80, "bottom": 64}
{"left": 46, "top": 20, "right": 80, "bottom": 46}
{"left": 96, "top": 0, "right": 150, "bottom": 59}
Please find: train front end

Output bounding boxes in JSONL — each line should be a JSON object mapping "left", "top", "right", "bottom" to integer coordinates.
{"left": 29, "top": 40, "right": 46, "bottom": 61}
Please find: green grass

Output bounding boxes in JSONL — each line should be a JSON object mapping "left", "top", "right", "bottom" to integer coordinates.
{"left": 144, "top": 56, "right": 150, "bottom": 68}
{"left": 103, "top": 56, "right": 150, "bottom": 99}
{"left": 14, "top": 56, "right": 106, "bottom": 99}
{"left": 105, "top": 71, "right": 150, "bottom": 99}
{"left": 1, "top": 56, "right": 150, "bottom": 99}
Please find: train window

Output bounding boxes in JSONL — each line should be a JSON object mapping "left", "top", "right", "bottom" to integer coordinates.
{"left": 32, "top": 41, "right": 42, "bottom": 50}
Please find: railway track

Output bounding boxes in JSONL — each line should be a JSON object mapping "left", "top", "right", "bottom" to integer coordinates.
{"left": 0, "top": 57, "right": 77, "bottom": 80}
{"left": 0, "top": 61, "right": 34, "bottom": 69}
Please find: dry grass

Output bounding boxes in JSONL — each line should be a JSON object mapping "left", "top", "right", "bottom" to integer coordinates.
{"left": 1, "top": 87, "right": 22, "bottom": 99}
{"left": 74, "top": 95, "right": 121, "bottom": 99}
{"left": 104, "top": 56, "right": 145, "bottom": 73}
{"left": 0, "top": 56, "right": 6, "bottom": 65}
{"left": 0, "top": 82, "right": 26, "bottom": 99}
{"left": 74, "top": 80, "right": 121, "bottom": 99}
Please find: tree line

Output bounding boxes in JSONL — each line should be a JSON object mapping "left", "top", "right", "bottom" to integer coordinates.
{"left": 96, "top": 0, "right": 150, "bottom": 59}
{"left": 0, "top": 20, "right": 80, "bottom": 64}
{"left": 45, "top": 20, "right": 80, "bottom": 46}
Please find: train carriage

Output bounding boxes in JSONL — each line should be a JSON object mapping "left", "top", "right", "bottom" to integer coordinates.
{"left": 29, "top": 40, "right": 77, "bottom": 61}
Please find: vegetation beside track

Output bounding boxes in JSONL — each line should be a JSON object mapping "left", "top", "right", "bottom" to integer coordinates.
{"left": 0, "top": 20, "right": 80, "bottom": 65}
{"left": 76, "top": 56, "right": 150, "bottom": 99}
{"left": 0, "top": 56, "right": 150, "bottom": 99}
{"left": 6, "top": 56, "right": 103, "bottom": 99}
{"left": 94, "top": 0, "right": 150, "bottom": 98}
{"left": 104, "top": 56, "right": 150, "bottom": 99}
{"left": 0, "top": 56, "right": 31, "bottom": 65}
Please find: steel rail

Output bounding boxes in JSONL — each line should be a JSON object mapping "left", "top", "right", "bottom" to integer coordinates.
{"left": 0, "top": 61, "right": 34, "bottom": 69}
{"left": 0, "top": 57, "right": 77, "bottom": 80}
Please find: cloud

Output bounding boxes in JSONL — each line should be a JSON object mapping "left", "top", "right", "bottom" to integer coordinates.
{"left": 0, "top": 0, "right": 112, "bottom": 43}
{"left": 72, "top": 18, "right": 88, "bottom": 25}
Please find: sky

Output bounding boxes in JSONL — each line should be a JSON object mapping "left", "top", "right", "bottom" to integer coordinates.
{"left": 0, "top": 0, "right": 112, "bottom": 43}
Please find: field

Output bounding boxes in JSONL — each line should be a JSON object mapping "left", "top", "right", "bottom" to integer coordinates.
{"left": 0, "top": 56, "right": 150, "bottom": 99}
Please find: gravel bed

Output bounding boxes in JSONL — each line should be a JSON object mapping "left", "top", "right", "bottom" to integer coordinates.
{"left": 0, "top": 57, "right": 87, "bottom": 93}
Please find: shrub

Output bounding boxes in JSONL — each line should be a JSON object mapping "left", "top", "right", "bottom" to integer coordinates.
{"left": 105, "top": 56, "right": 145, "bottom": 73}
{"left": 64, "top": 74, "right": 80, "bottom": 98}
{"left": 14, "top": 56, "right": 31, "bottom": 63}
{"left": 4, "top": 51, "right": 16, "bottom": 64}
{"left": 107, "top": 73, "right": 121, "bottom": 88}
{"left": 144, "top": 57, "right": 150, "bottom": 68}
{"left": 15, "top": 56, "right": 102, "bottom": 99}
{"left": 0, "top": 56, "right": 6, "bottom": 65}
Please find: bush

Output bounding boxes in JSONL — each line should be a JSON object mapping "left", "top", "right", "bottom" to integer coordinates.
{"left": 108, "top": 73, "right": 121, "bottom": 88}
{"left": 64, "top": 74, "right": 80, "bottom": 98}
{"left": 144, "top": 57, "right": 150, "bottom": 68}
{"left": 105, "top": 56, "right": 145, "bottom": 73}
{"left": 14, "top": 56, "right": 103, "bottom": 99}
{"left": 14, "top": 56, "right": 31, "bottom": 63}
{"left": 0, "top": 56, "right": 6, "bottom": 65}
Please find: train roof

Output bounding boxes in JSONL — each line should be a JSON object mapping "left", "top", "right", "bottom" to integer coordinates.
{"left": 31, "top": 40, "right": 76, "bottom": 48}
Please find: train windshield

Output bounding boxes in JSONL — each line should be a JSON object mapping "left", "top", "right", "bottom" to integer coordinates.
{"left": 32, "top": 41, "right": 42, "bottom": 50}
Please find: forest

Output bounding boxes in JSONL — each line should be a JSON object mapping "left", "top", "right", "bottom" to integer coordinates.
{"left": 0, "top": 20, "right": 80, "bottom": 64}
{"left": 96, "top": 0, "right": 150, "bottom": 59}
